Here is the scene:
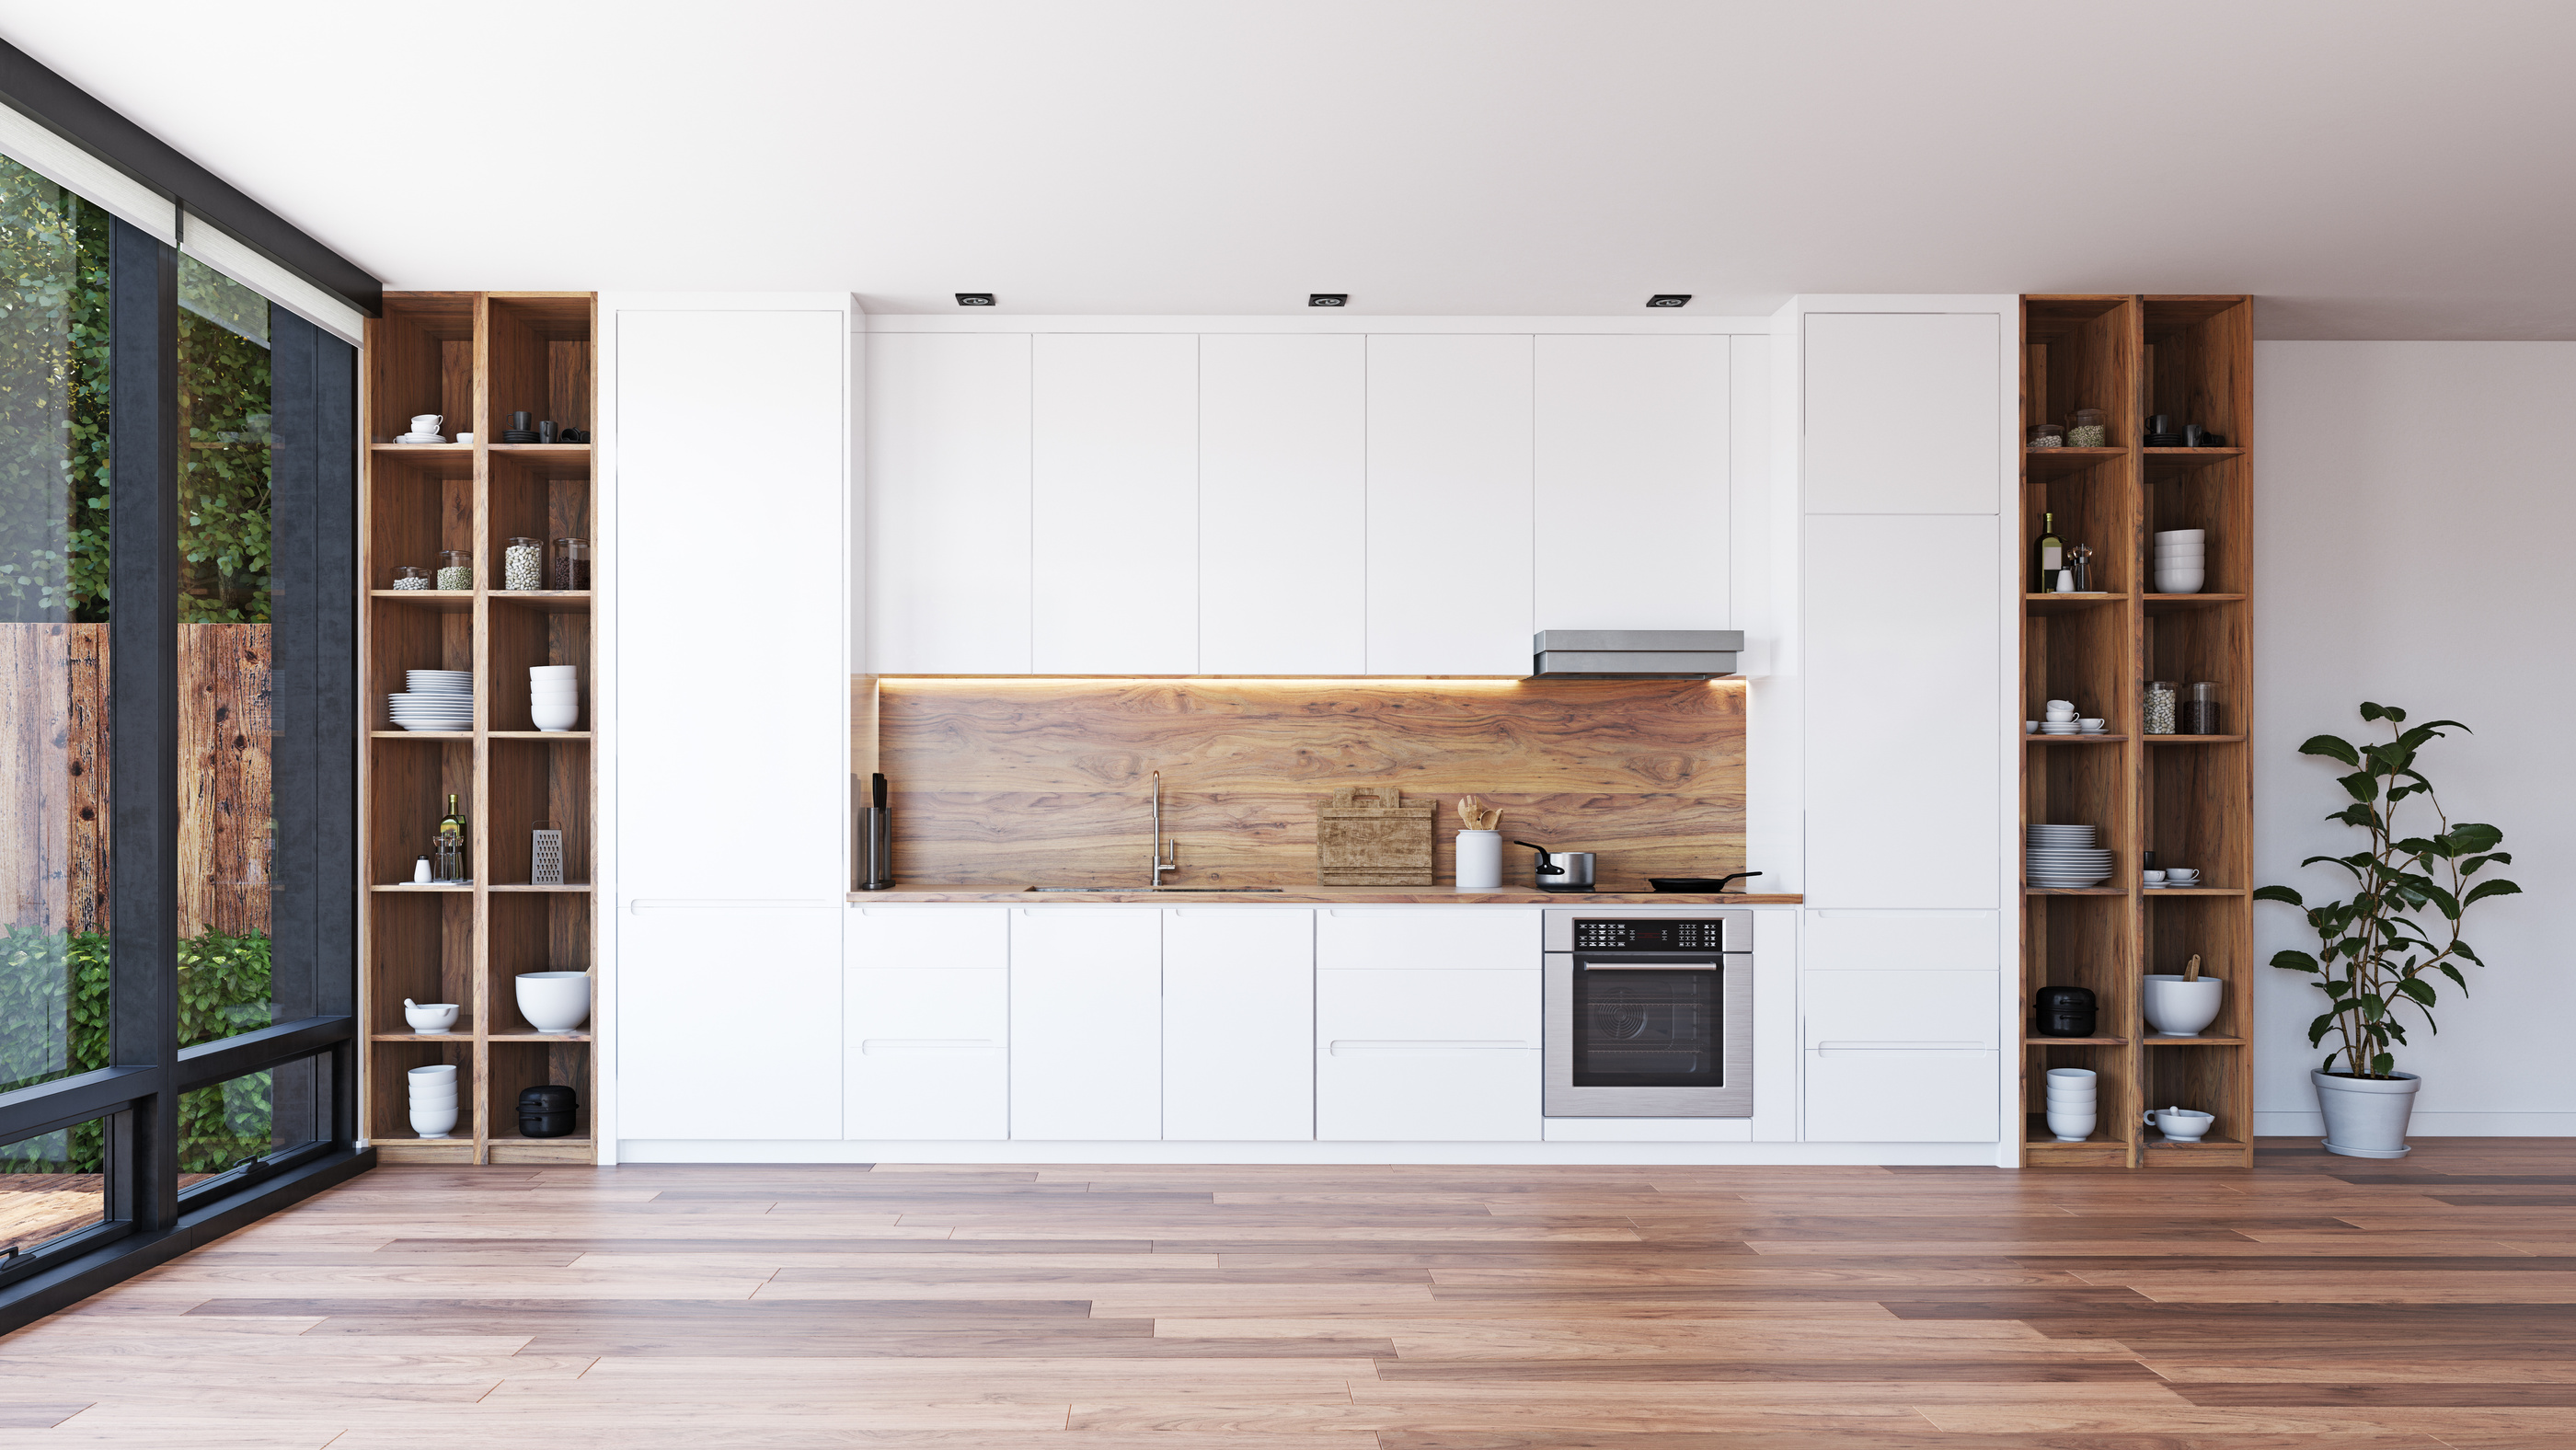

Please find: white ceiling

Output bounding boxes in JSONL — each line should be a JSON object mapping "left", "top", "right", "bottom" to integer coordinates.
{"left": 8, "top": 0, "right": 2575, "bottom": 338}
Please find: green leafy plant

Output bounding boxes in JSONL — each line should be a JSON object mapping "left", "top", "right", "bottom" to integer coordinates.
{"left": 2256, "top": 703, "right": 2519, "bottom": 1079}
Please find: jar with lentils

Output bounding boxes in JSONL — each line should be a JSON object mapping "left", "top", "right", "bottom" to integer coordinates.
{"left": 436, "top": 549, "right": 472, "bottom": 591}
{"left": 2067, "top": 409, "right": 2109, "bottom": 448}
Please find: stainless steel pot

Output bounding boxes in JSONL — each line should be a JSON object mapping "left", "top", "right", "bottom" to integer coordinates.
{"left": 1515, "top": 840, "right": 1596, "bottom": 892}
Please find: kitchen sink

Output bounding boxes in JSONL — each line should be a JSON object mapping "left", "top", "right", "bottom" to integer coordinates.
{"left": 1029, "top": 886, "right": 1284, "bottom": 892}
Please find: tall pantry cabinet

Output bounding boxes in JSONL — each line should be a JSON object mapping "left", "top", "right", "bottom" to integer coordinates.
{"left": 600, "top": 295, "right": 856, "bottom": 1152}
{"left": 1782, "top": 298, "right": 2020, "bottom": 1155}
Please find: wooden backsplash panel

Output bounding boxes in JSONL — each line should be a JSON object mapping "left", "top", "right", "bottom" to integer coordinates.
{"left": 867, "top": 677, "right": 1745, "bottom": 889}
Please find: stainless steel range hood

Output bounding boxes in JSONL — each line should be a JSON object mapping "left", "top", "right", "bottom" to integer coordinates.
{"left": 1529, "top": 630, "right": 1743, "bottom": 679}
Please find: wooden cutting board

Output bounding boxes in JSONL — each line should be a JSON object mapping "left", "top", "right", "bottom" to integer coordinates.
{"left": 1317, "top": 787, "right": 1435, "bottom": 885}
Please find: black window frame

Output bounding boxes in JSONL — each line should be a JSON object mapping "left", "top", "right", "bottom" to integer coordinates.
{"left": 0, "top": 62, "right": 379, "bottom": 1329}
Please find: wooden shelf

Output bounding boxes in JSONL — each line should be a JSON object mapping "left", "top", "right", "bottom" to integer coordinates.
{"left": 369, "top": 588, "right": 474, "bottom": 612}
{"left": 2022, "top": 446, "right": 2129, "bottom": 479}
{"left": 489, "top": 590, "right": 592, "bottom": 614}
{"left": 2019, "top": 293, "right": 2253, "bottom": 1171}
{"left": 2145, "top": 1035, "right": 2248, "bottom": 1045}
{"left": 2025, "top": 593, "right": 2130, "bottom": 614}
{"left": 362, "top": 290, "right": 599, "bottom": 1169}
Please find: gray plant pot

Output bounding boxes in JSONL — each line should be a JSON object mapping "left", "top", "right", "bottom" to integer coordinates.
{"left": 2313, "top": 1068, "right": 2421, "bottom": 1158}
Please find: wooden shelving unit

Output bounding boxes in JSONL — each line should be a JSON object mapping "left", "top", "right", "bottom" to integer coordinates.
{"left": 359, "top": 292, "right": 599, "bottom": 1166}
{"left": 2018, "top": 295, "right": 2253, "bottom": 1169}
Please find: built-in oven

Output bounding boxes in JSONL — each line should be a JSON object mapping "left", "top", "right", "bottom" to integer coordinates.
{"left": 1544, "top": 909, "right": 1752, "bottom": 1118}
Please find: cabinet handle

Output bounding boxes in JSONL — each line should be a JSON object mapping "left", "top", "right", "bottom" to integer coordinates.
{"left": 1328, "top": 1040, "right": 1530, "bottom": 1053}
{"left": 630, "top": 898, "right": 838, "bottom": 912}
{"left": 861, "top": 1039, "right": 1004, "bottom": 1054}
{"left": 1813, "top": 1041, "right": 1984, "bottom": 1051}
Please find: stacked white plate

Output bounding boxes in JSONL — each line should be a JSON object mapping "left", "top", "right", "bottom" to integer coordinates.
{"left": 2027, "top": 823, "right": 2112, "bottom": 888}
{"left": 387, "top": 669, "right": 473, "bottom": 731}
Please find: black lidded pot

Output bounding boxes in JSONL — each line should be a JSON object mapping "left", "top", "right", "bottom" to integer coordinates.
{"left": 2034, "top": 985, "right": 2099, "bottom": 1038}
{"left": 519, "top": 1084, "right": 578, "bottom": 1138}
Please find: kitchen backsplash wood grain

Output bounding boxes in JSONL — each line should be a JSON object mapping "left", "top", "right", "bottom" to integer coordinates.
{"left": 860, "top": 677, "right": 1744, "bottom": 889}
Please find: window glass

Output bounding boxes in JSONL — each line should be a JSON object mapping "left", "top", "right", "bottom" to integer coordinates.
{"left": 0, "top": 155, "right": 110, "bottom": 1093}
{"left": 179, "top": 1056, "right": 322, "bottom": 1187}
{"left": 174, "top": 255, "right": 273, "bottom": 1046}
{"left": 1, "top": 1117, "right": 107, "bottom": 1259}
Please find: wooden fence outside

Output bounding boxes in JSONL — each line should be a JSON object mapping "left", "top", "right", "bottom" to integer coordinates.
{"left": 0, "top": 622, "right": 271, "bottom": 937}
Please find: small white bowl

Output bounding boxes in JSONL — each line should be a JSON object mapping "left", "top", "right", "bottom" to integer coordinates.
{"left": 2026, "top": 720, "right": 2041, "bottom": 733}
{"left": 528, "top": 664, "right": 579, "bottom": 677}
{"left": 2154, "top": 528, "right": 2205, "bottom": 543}
{"left": 2046, "top": 1110, "right": 2097, "bottom": 1143}
{"left": 409, "top": 1105, "right": 458, "bottom": 1139}
{"left": 408, "top": 1064, "right": 457, "bottom": 1081}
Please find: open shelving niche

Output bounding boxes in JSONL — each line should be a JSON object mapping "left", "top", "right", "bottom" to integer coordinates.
{"left": 2018, "top": 294, "right": 2253, "bottom": 1169}
{"left": 360, "top": 293, "right": 600, "bottom": 1164}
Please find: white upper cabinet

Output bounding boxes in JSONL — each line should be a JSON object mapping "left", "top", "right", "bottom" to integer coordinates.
{"left": 1031, "top": 334, "right": 1200, "bottom": 673}
{"left": 1364, "top": 334, "right": 1535, "bottom": 675}
{"left": 1802, "top": 513, "right": 2000, "bottom": 908}
{"left": 1200, "top": 334, "right": 1367, "bottom": 675}
{"left": 1534, "top": 334, "right": 1731, "bottom": 628}
{"left": 615, "top": 305, "right": 846, "bottom": 900}
{"left": 865, "top": 331, "right": 1032, "bottom": 673}
{"left": 1801, "top": 313, "right": 2001, "bottom": 514}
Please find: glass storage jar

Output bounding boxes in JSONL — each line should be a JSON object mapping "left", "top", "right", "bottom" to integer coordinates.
{"left": 551, "top": 537, "right": 591, "bottom": 591}
{"left": 392, "top": 564, "right": 431, "bottom": 591}
{"left": 436, "top": 549, "right": 472, "bottom": 591}
{"left": 504, "top": 536, "right": 544, "bottom": 592}
{"left": 2029, "top": 422, "right": 2065, "bottom": 449}
{"left": 2179, "top": 682, "right": 2223, "bottom": 736}
{"left": 2067, "top": 409, "right": 2109, "bottom": 449}
{"left": 2143, "top": 680, "right": 2178, "bottom": 735}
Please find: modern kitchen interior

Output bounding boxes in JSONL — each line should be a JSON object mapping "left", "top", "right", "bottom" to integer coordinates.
{"left": 2, "top": 8, "right": 2564, "bottom": 1442}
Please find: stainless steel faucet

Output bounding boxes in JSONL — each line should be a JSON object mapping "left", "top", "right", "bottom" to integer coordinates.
{"left": 1149, "top": 770, "right": 1179, "bottom": 887}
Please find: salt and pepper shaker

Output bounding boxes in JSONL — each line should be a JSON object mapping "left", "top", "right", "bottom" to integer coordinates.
{"left": 2067, "top": 544, "right": 2094, "bottom": 593}
{"left": 412, "top": 854, "right": 431, "bottom": 884}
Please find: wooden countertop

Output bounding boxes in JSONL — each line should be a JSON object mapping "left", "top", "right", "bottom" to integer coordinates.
{"left": 846, "top": 886, "right": 1803, "bottom": 905}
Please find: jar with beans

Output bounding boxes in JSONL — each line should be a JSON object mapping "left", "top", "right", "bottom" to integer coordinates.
{"left": 436, "top": 550, "right": 472, "bottom": 591}
{"left": 2067, "top": 409, "right": 2109, "bottom": 448}
{"left": 504, "top": 536, "right": 544, "bottom": 591}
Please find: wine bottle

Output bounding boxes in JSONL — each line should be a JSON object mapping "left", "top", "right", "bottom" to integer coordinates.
{"left": 2033, "top": 512, "right": 2064, "bottom": 593}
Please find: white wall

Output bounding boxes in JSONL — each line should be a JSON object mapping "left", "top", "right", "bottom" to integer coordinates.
{"left": 2255, "top": 341, "right": 2575, "bottom": 1136}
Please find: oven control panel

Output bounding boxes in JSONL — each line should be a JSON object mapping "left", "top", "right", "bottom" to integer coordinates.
{"left": 1572, "top": 919, "right": 1731, "bottom": 950}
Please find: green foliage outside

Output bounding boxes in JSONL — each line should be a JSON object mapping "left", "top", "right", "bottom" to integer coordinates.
{"left": 2258, "top": 703, "right": 2522, "bottom": 1079}
{"left": 176, "top": 258, "right": 272, "bottom": 622}
{"left": 0, "top": 924, "right": 280, "bottom": 1172}
{"left": 0, "top": 156, "right": 111, "bottom": 623}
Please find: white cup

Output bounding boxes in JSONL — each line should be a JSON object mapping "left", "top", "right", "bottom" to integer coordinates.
{"left": 2044, "top": 699, "right": 2074, "bottom": 710}
{"left": 2167, "top": 868, "right": 2200, "bottom": 881}
{"left": 2077, "top": 719, "right": 2106, "bottom": 731}
{"left": 2045, "top": 709, "right": 2077, "bottom": 723}
{"left": 2143, "top": 869, "right": 2167, "bottom": 883}
{"left": 455, "top": 432, "right": 475, "bottom": 445}
{"left": 410, "top": 414, "right": 443, "bottom": 434}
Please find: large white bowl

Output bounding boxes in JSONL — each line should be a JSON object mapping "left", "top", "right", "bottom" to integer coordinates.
{"left": 516, "top": 971, "right": 592, "bottom": 1032}
{"left": 2144, "top": 973, "right": 2226, "bottom": 1036}
{"left": 531, "top": 703, "right": 581, "bottom": 732}
{"left": 409, "top": 1104, "right": 458, "bottom": 1139}
{"left": 2046, "top": 1108, "right": 2098, "bottom": 1142}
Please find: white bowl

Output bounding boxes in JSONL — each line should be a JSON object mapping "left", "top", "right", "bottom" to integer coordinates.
{"left": 2026, "top": 720, "right": 2041, "bottom": 733}
{"left": 2144, "top": 973, "right": 2225, "bottom": 1035}
{"left": 408, "top": 1091, "right": 458, "bottom": 1111}
{"left": 405, "top": 1003, "right": 459, "bottom": 1032}
{"left": 2155, "top": 575, "right": 2205, "bottom": 595}
{"left": 2046, "top": 1109, "right": 2097, "bottom": 1142}
{"left": 2154, "top": 543, "right": 2205, "bottom": 556}
{"left": 528, "top": 665, "right": 579, "bottom": 680}
{"left": 530, "top": 686, "right": 580, "bottom": 700}
{"left": 408, "top": 1064, "right": 457, "bottom": 1081}
{"left": 409, "top": 1105, "right": 458, "bottom": 1139}
{"left": 2047, "top": 1068, "right": 2097, "bottom": 1085}
{"left": 531, "top": 703, "right": 581, "bottom": 732}
{"left": 516, "top": 971, "right": 592, "bottom": 1032}
{"left": 2154, "top": 528, "right": 2205, "bottom": 543}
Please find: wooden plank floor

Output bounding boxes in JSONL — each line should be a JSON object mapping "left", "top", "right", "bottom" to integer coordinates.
{"left": 2, "top": 1138, "right": 2571, "bottom": 1448}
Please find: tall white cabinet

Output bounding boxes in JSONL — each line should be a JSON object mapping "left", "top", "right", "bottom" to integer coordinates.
{"left": 606, "top": 296, "right": 855, "bottom": 1148}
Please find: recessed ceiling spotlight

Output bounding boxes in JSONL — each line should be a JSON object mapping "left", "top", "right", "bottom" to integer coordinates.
{"left": 956, "top": 293, "right": 995, "bottom": 306}
{"left": 1308, "top": 293, "right": 1348, "bottom": 307}
{"left": 1648, "top": 294, "right": 1691, "bottom": 308}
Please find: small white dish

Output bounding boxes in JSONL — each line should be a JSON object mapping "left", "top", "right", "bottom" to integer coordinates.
{"left": 2026, "top": 720, "right": 2041, "bottom": 734}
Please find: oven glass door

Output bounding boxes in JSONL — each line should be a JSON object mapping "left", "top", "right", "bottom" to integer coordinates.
{"left": 1570, "top": 952, "right": 1724, "bottom": 1088}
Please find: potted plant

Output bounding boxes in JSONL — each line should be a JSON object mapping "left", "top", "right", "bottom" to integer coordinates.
{"left": 2257, "top": 703, "right": 2519, "bottom": 1158}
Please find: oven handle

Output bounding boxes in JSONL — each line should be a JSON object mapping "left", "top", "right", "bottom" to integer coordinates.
{"left": 1578, "top": 963, "right": 1719, "bottom": 972}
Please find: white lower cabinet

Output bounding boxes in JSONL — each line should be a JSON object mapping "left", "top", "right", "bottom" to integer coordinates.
{"left": 1804, "top": 1050, "right": 1998, "bottom": 1143}
{"left": 1010, "top": 910, "right": 1161, "bottom": 1140}
{"left": 1164, "top": 911, "right": 1314, "bottom": 1141}
{"left": 1317, "top": 967, "right": 1540, "bottom": 1142}
{"left": 618, "top": 905, "right": 843, "bottom": 1141}
{"left": 1800, "top": 971, "right": 1997, "bottom": 1051}
{"left": 844, "top": 908, "right": 1009, "bottom": 1140}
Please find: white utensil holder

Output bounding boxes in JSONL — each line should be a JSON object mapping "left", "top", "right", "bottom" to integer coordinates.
{"left": 1455, "top": 831, "right": 1502, "bottom": 890}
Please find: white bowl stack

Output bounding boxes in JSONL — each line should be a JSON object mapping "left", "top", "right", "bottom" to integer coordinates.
{"left": 531, "top": 665, "right": 580, "bottom": 732}
{"left": 2027, "top": 823, "right": 2112, "bottom": 888}
{"left": 408, "top": 1063, "right": 458, "bottom": 1139}
{"left": 387, "top": 669, "right": 472, "bottom": 731}
{"left": 2044, "top": 1067, "right": 2098, "bottom": 1141}
{"left": 2154, "top": 529, "right": 2205, "bottom": 593}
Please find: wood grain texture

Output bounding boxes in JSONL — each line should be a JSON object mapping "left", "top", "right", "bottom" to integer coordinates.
{"left": 874, "top": 678, "right": 1745, "bottom": 890}
{"left": 3, "top": 1140, "right": 2570, "bottom": 1444}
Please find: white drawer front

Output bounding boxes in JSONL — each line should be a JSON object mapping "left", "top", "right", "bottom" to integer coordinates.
{"left": 1801, "top": 909, "right": 1999, "bottom": 971}
{"left": 1317, "top": 908, "right": 1536, "bottom": 971}
{"left": 845, "top": 905, "right": 1009, "bottom": 971}
{"left": 1804, "top": 1049, "right": 1998, "bottom": 1143}
{"left": 1801, "top": 970, "right": 1997, "bottom": 1050}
